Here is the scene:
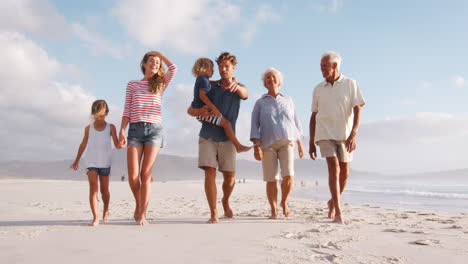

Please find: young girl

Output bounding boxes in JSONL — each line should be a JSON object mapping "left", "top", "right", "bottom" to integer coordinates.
{"left": 70, "top": 100, "right": 122, "bottom": 226}
{"left": 190, "top": 57, "right": 250, "bottom": 153}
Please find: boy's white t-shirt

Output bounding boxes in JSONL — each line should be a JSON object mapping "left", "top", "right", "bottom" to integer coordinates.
{"left": 311, "top": 75, "right": 365, "bottom": 143}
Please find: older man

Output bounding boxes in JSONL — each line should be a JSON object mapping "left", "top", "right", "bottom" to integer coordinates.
{"left": 188, "top": 52, "right": 248, "bottom": 223}
{"left": 309, "top": 51, "right": 365, "bottom": 224}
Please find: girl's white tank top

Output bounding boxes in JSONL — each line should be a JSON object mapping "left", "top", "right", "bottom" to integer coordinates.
{"left": 85, "top": 122, "right": 112, "bottom": 168}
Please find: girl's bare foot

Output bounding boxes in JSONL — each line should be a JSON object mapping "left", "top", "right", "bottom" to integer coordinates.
{"left": 236, "top": 145, "right": 252, "bottom": 153}
{"left": 88, "top": 218, "right": 99, "bottom": 226}
{"left": 327, "top": 200, "right": 335, "bottom": 219}
{"left": 332, "top": 214, "right": 344, "bottom": 224}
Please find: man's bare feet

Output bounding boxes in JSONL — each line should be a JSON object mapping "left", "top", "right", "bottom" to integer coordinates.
{"left": 236, "top": 145, "right": 252, "bottom": 153}
{"left": 88, "top": 218, "right": 99, "bottom": 226}
{"left": 332, "top": 214, "right": 344, "bottom": 224}
{"left": 280, "top": 201, "right": 290, "bottom": 217}
{"left": 222, "top": 197, "right": 234, "bottom": 218}
{"left": 103, "top": 211, "right": 109, "bottom": 222}
{"left": 327, "top": 199, "right": 335, "bottom": 219}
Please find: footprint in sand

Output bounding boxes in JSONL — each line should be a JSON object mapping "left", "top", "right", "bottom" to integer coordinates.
{"left": 383, "top": 228, "right": 406, "bottom": 233}
{"left": 410, "top": 239, "right": 440, "bottom": 246}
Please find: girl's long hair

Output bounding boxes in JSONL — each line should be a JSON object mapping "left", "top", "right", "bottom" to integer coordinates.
{"left": 140, "top": 51, "right": 166, "bottom": 93}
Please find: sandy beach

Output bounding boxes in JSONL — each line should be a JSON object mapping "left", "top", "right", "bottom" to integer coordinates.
{"left": 0, "top": 179, "right": 467, "bottom": 264}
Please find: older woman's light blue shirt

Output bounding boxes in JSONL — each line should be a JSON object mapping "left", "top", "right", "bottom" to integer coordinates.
{"left": 250, "top": 93, "right": 303, "bottom": 148}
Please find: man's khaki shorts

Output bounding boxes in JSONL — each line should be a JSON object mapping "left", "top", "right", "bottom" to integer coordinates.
{"left": 198, "top": 137, "right": 236, "bottom": 172}
{"left": 261, "top": 139, "right": 295, "bottom": 182}
{"left": 317, "top": 140, "right": 352, "bottom": 163}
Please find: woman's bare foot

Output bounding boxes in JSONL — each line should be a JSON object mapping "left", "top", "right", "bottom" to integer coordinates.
{"left": 103, "top": 211, "right": 109, "bottom": 222}
{"left": 207, "top": 210, "right": 219, "bottom": 224}
{"left": 222, "top": 197, "right": 234, "bottom": 218}
{"left": 88, "top": 218, "right": 99, "bottom": 226}
{"left": 138, "top": 217, "right": 149, "bottom": 226}
{"left": 327, "top": 199, "right": 335, "bottom": 219}
{"left": 236, "top": 145, "right": 252, "bottom": 153}
{"left": 280, "top": 201, "right": 290, "bottom": 218}
{"left": 332, "top": 214, "right": 344, "bottom": 224}
{"left": 134, "top": 205, "right": 140, "bottom": 221}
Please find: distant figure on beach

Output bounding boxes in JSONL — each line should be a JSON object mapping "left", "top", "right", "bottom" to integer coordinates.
{"left": 121, "top": 175, "right": 125, "bottom": 182}
{"left": 187, "top": 52, "right": 249, "bottom": 223}
{"left": 118, "top": 51, "right": 177, "bottom": 225}
{"left": 189, "top": 57, "right": 251, "bottom": 153}
{"left": 250, "top": 68, "right": 304, "bottom": 219}
{"left": 70, "top": 100, "right": 123, "bottom": 226}
{"left": 309, "top": 51, "right": 365, "bottom": 224}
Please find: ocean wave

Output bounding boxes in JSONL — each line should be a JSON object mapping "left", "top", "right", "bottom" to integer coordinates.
{"left": 347, "top": 188, "right": 468, "bottom": 199}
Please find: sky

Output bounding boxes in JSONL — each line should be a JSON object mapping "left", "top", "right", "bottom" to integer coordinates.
{"left": 0, "top": 0, "right": 467, "bottom": 174}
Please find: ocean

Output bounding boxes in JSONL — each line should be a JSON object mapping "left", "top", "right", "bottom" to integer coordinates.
{"left": 294, "top": 177, "right": 468, "bottom": 213}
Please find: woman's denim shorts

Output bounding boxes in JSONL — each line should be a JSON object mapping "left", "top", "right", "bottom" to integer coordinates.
{"left": 127, "top": 122, "right": 165, "bottom": 148}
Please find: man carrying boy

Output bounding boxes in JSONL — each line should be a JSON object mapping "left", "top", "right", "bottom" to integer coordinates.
{"left": 188, "top": 52, "right": 248, "bottom": 223}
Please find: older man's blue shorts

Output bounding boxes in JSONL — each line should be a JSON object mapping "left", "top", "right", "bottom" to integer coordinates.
{"left": 87, "top": 167, "right": 111, "bottom": 176}
{"left": 127, "top": 122, "right": 165, "bottom": 148}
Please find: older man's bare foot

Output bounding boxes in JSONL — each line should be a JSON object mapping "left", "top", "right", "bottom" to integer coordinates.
{"left": 332, "top": 214, "right": 344, "bottom": 224}
{"left": 280, "top": 201, "right": 290, "bottom": 218}
{"left": 103, "top": 211, "right": 109, "bottom": 222}
{"left": 222, "top": 198, "right": 234, "bottom": 218}
{"left": 88, "top": 218, "right": 99, "bottom": 226}
{"left": 236, "top": 145, "right": 252, "bottom": 153}
{"left": 327, "top": 200, "right": 335, "bottom": 219}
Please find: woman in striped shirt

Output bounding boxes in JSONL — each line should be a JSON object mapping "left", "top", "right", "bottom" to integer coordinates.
{"left": 119, "top": 51, "right": 177, "bottom": 225}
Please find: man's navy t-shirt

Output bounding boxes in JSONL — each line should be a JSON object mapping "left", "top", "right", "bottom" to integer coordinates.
{"left": 199, "top": 81, "right": 246, "bottom": 142}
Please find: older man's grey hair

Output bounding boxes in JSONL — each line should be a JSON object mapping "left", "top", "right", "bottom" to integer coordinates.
{"left": 262, "top": 68, "right": 284, "bottom": 88}
{"left": 322, "top": 51, "right": 342, "bottom": 71}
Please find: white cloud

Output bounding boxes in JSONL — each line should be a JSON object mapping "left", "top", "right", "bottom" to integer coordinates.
{"left": 113, "top": 0, "right": 241, "bottom": 54}
{"left": 0, "top": 0, "right": 124, "bottom": 59}
{"left": 0, "top": 32, "right": 101, "bottom": 160}
{"left": 0, "top": 0, "right": 70, "bottom": 38}
{"left": 72, "top": 23, "right": 125, "bottom": 59}
{"left": 454, "top": 75, "right": 465, "bottom": 87}
{"left": 354, "top": 112, "right": 468, "bottom": 174}
{"left": 242, "top": 4, "right": 280, "bottom": 45}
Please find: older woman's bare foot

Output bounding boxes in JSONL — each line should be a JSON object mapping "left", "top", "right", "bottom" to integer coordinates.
{"left": 222, "top": 198, "right": 234, "bottom": 218}
{"left": 236, "top": 145, "right": 252, "bottom": 153}
{"left": 280, "top": 201, "right": 290, "bottom": 218}
{"left": 103, "top": 211, "right": 109, "bottom": 222}
{"left": 332, "top": 214, "right": 344, "bottom": 224}
{"left": 88, "top": 218, "right": 99, "bottom": 226}
{"left": 327, "top": 200, "right": 335, "bottom": 219}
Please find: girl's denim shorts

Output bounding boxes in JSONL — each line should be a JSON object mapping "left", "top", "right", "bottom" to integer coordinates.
{"left": 127, "top": 122, "right": 164, "bottom": 148}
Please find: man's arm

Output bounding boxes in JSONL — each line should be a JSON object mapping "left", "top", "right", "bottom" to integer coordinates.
{"left": 308, "top": 112, "right": 318, "bottom": 160}
{"left": 345, "top": 105, "right": 362, "bottom": 153}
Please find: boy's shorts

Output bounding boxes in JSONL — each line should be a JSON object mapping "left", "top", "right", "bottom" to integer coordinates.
{"left": 196, "top": 115, "right": 222, "bottom": 126}
{"left": 317, "top": 140, "right": 353, "bottom": 163}
{"left": 87, "top": 167, "right": 111, "bottom": 176}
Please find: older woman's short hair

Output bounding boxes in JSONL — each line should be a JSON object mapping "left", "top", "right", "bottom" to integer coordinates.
{"left": 322, "top": 51, "right": 342, "bottom": 71}
{"left": 262, "top": 68, "right": 284, "bottom": 88}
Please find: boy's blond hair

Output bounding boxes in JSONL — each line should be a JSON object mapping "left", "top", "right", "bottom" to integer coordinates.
{"left": 91, "top": 100, "right": 109, "bottom": 120}
{"left": 192, "top": 57, "right": 214, "bottom": 77}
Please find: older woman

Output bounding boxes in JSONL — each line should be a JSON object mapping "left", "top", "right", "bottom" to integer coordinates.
{"left": 119, "top": 51, "right": 177, "bottom": 225}
{"left": 250, "top": 68, "right": 304, "bottom": 219}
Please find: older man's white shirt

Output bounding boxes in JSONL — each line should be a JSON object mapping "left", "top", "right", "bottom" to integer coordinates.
{"left": 311, "top": 75, "right": 365, "bottom": 143}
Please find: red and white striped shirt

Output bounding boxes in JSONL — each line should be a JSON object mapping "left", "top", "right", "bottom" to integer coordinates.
{"left": 123, "top": 64, "right": 177, "bottom": 123}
